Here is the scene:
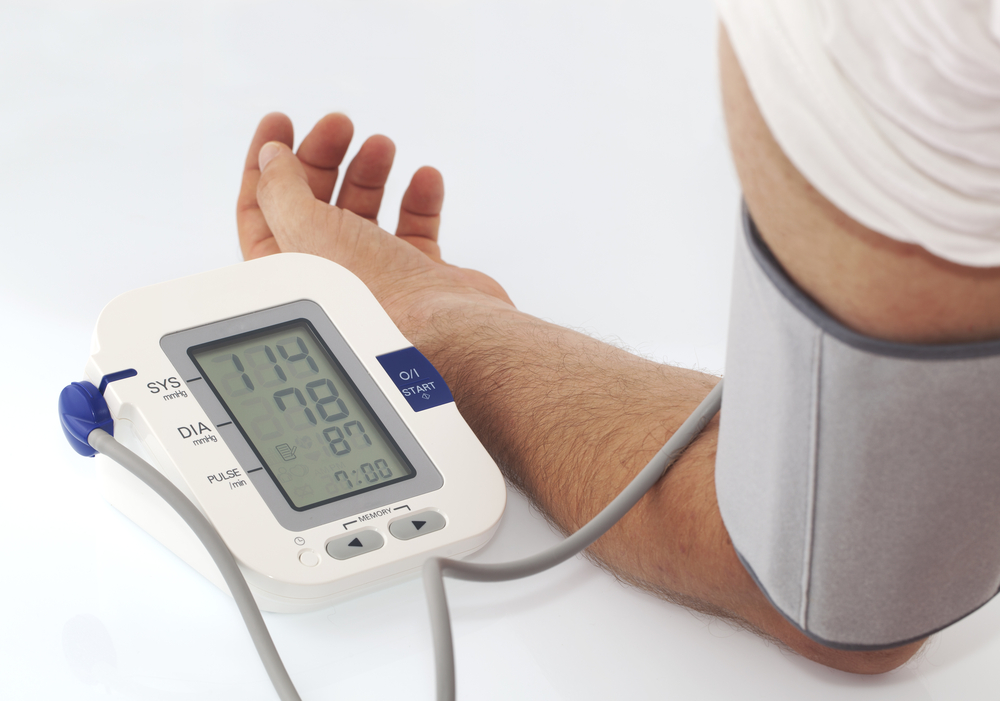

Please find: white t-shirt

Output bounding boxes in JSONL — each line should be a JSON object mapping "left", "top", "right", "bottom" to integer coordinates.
{"left": 716, "top": 0, "right": 1000, "bottom": 267}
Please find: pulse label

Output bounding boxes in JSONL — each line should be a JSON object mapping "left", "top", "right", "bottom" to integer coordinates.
{"left": 376, "top": 347, "right": 453, "bottom": 412}
{"left": 208, "top": 468, "right": 243, "bottom": 484}
{"left": 207, "top": 468, "right": 247, "bottom": 490}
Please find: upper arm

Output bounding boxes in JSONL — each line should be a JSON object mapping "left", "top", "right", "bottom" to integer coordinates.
{"left": 718, "top": 23, "right": 1000, "bottom": 346}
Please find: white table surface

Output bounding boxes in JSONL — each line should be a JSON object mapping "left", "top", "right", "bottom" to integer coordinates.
{"left": 2, "top": 1, "right": 997, "bottom": 699}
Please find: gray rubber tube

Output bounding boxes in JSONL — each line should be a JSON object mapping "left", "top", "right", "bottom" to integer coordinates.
{"left": 88, "top": 429, "right": 302, "bottom": 701}
{"left": 423, "top": 381, "right": 724, "bottom": 701}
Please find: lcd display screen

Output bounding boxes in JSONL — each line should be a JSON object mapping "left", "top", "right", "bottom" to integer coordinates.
{"left": 190, "top": 320, "right": 415, "bottom": 510}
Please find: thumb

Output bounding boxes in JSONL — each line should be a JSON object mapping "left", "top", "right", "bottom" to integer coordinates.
{"left": 256, "top": 141, "right": 335, "bottom": 256}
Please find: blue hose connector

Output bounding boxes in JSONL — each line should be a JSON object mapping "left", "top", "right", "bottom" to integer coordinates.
{"left": 59, "top": 381, "right": 113, "bottom": 457}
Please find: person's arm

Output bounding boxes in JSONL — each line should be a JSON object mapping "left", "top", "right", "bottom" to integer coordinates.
{"left": 717, "top": 18, "right": 1000, "bottom": 663}
{"left": 237, "top": 113, "right": 923, "bottom": 674}
{"left": 718, "top": 26, "right": 1000, "bottom": 346}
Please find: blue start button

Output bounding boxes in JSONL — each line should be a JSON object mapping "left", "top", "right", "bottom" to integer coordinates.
{"left": 375, "top": 346, "right": 454, "bottom": 412}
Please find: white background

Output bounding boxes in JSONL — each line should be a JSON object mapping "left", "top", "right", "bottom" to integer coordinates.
{"left": 2, "top": 1, "right": 997, "bottom": 699}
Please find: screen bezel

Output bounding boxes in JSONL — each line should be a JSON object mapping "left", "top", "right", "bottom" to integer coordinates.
{"left": 188, "top": 318, "right": 417, "bottom": 511}
{"left": 160, "top": 300, "right": 444, "bottom": 532}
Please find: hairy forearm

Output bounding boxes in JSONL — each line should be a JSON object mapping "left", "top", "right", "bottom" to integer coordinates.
{"left": 419, "top": 306, "right": 715, "bottom": 520}
{"left": 414, "top": 305, "right": 751, "bottom": 616}
{"left": 404, "top": 300, "right": 924, "bottom": 674}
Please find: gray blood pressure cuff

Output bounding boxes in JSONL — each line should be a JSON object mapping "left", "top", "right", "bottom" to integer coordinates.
{"left": 715, "top": 206, "right": 1000, "bottom": 650}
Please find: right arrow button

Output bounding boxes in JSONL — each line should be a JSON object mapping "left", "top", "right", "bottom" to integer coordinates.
{"left": 389, "top": 510, "right": 446, "bottom": 541}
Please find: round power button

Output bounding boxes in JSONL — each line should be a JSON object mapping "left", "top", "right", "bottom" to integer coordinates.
{"left": 298, "top": 549, "right": 321, "bottom": 567}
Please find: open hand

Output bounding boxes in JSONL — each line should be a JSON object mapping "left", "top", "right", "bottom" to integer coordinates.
{"left": 237, "top": 113, "right": 513, "bottom": 338}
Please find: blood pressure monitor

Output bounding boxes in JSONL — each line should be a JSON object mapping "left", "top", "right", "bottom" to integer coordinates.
{"left": 82, "top": 253, "right": 506, "bottom": 612}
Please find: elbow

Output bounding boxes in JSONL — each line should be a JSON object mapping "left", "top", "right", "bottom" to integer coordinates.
{"left": 804, "top": 637, "right": 926, "bottom": 675}
{"left": 764, "top": 613, "right": 927, "bottom": 674}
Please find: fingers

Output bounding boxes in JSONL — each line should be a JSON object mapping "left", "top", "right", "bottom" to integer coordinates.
{"left": 335, "top": 135, "right": 396, "bottom": 224}
{"left": 240, "top": 113, "right": 442, "bottom": 270}
{"left": 296, "top": 113, "right": 354, "bottom": 204}
{"left": 396, "top": 166, "right": 444, "bottom": 260}
{"left": 237, "top": 113, "right": 294, "bottom": 260}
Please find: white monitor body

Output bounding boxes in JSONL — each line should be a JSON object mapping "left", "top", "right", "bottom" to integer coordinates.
{"left": 84, "top": 252, "right": 506, "bottom": 612}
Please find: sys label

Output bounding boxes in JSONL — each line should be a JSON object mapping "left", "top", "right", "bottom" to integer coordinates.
{"left": 376, "top": 347, "right": 453, "bottom": 412}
